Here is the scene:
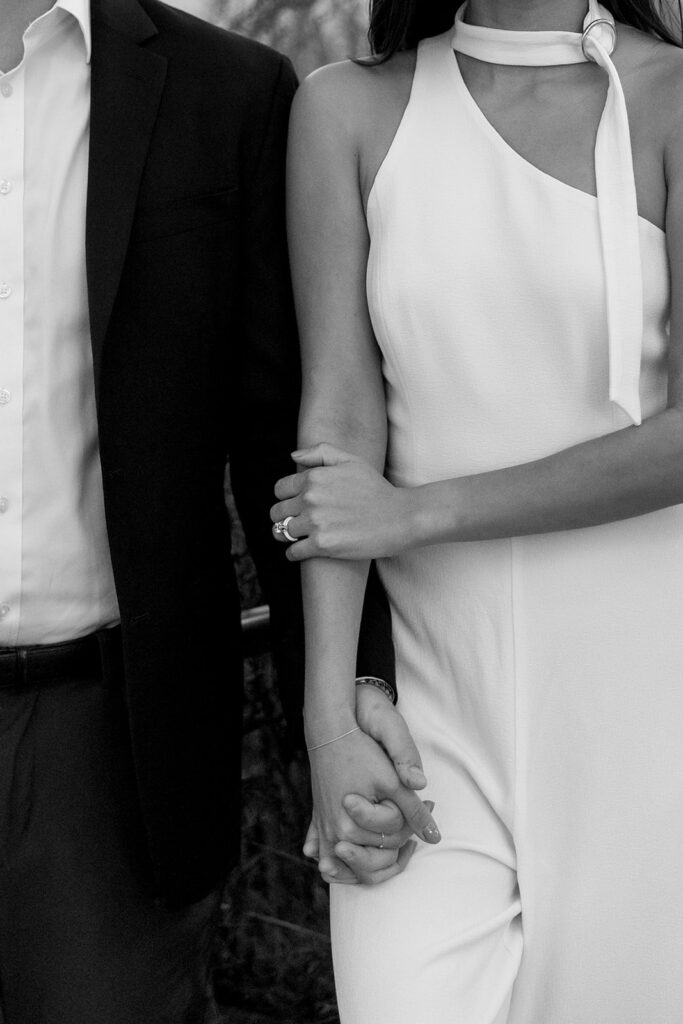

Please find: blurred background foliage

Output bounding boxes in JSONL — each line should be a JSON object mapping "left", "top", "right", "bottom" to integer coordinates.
{"left": 172, "top": 0, "right": 369, "bottom": 76}
{"left": 162, "top": 2, "right": 372, "bottom": 1020}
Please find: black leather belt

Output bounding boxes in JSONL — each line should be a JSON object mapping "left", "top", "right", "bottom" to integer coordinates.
{"left": 0, "top": 625, "right": 123, "bottom": 690}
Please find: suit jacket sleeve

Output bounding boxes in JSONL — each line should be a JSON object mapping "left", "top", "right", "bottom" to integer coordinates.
{"left": 229, "top": 55, "right": 396, "bottom": 749}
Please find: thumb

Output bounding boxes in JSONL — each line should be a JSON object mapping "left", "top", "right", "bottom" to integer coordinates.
{"left": 291, "top": 442, "right": 357, "bottom": 468}
{"left": 363, "top": 704, "right": 428, "bottom": 791}
{"left": 393, "top": 787, "right": 441, "bottom": 845}
{"left": 303, "top": 817, "right": 320, "bottom": 861}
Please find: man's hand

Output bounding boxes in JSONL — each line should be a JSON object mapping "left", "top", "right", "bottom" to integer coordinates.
{"left": 355, "top": 683, "right": 428, "bottom": 791}
{"left": 303, "top": 683, "right": 440, "bottom": 884}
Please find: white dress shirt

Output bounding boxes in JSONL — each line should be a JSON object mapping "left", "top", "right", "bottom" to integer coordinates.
{"left": 0, "top": 0, "right": 120, "bottom": 645}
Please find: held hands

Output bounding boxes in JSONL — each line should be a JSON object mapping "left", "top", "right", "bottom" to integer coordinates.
{"left": 304, "top": 684, "right": 441, "bottom": 886}
{"left": 271, "top": 443, "right": 416, "bottom": 561}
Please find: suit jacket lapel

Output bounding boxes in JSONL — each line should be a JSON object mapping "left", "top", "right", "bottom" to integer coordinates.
{"left": 86, "top": 0, "right": 167, "bottom": 397}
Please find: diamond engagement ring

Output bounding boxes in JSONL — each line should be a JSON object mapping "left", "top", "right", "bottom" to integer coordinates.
{"left": 273, "top": 515, "right": 296, "bottom": 543}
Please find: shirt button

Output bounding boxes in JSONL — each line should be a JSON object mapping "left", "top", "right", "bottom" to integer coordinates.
{"left": 0, "top": 83, "right": 12, "bottom": 98}
{"left": 0, "top": 605, "right": 9, "bottom": 619}
{"left": 0, "top": 390, "right": 10, "bottom": 405}
{"left": 0, "top": 283, "right": 12, "bottom": 299}
{"left": 0, "top": 497, "right": 7, "bottom": 513}
{"left": 0, "top": 180, "right": 11, "bottom": 195}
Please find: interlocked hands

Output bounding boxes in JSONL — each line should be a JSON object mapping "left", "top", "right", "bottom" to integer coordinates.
{"left": 305, "top": 682, "right": 440, "bottom": 885}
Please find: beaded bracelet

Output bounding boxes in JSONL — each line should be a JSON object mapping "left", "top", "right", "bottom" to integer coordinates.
{"left": 355, "top": 675, "right": 397, "bottom": 706}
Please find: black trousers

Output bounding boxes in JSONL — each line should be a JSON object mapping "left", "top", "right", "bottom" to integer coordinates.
{"left": 0, "top": 635, "right": 221, "bottom": 1024}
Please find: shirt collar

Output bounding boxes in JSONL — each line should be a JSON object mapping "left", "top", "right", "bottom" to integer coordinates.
{"left": 55, "top": 0, "right": 92, "bottom": 63}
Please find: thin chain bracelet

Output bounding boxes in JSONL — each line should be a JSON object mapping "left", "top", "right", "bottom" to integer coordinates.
{"left": 306, "top": 726, "right": 361, "bottom": 753}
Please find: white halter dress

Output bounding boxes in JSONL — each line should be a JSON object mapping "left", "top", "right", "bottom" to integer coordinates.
{"left": 330, "top": 6, "right": 683, "bottom": 1024}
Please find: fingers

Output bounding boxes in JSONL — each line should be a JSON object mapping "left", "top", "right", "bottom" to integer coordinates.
{"left": 335, "top": 839, "right": 417, "bottom": 885}
{"left": 272, "top": 443, "right": 358, "bottom": 502}
{"left": 284, "top": 537, "right": 320, "bottom": 562}
{"left": 393, "top": 789, "right": 442, "bottom": 845}
{"left": 318, "top": 854, "right": 360, "bottom": 885}
{"left": 342, "top": 794, "right": 406, "bottom": 834}
{"left": 270, "top": 498, "right": 298, "bottom": 524}
{"left": 342, "top": 794, "right": 434, "bottom": 849}
{"left": 273, "top": 473, "right": 303, "bottom": 501}
{"left": 358, "top": 698, "right": 428, "bottom": 791}
{"left": 334, "top": 816, "right": 407, "bottom": 850}
{"left": 290, "top": 443, "right": 358, "bottom": 468}
{"left": 315, "top": 843, "right": 360, "bottom": 886}
{"left": 310, "top": 817, "right": 361, "bottom": 886}
{"left": 303, "top": 818, "right": 320, "bottom": 861}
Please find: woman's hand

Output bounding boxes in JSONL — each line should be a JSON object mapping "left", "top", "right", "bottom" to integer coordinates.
{"left": 306, "top": 721, "right": 440, "bottom": 886}
{"left": 304, "top": 685, "right": 440, "bottom": 884}
{"left": 303, "top": 804, "right": 424, "bottom": 885}
{"left": 271, "top": 443, "right": 416, "bottom": 561}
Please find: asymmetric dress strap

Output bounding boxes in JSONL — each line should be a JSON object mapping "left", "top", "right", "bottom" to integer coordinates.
{"left": 453, "top": 0, "right": 643, "bottom": 424}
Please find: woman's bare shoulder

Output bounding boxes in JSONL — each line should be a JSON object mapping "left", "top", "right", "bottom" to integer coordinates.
{"left": 292, "top": 50, "right": 417, "bottom": 146}
{"left": 650, "top": 39, "right": 683, "bottom": 122}
{"left": 613, "top": 27, "right": 683, "bottom": 167}
{"left": 619, "top": 27, "right": 683, "bottom": 120}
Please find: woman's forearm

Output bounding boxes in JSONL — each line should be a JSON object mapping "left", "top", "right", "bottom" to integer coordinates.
{"left": 411, "top": 407, "right": 683, "bottom": 544}
{"left": 299, "top": 397, "right": 387, "bottom": 739}
{"left": 302, "top": 557, "right": 369, "bottom": 741}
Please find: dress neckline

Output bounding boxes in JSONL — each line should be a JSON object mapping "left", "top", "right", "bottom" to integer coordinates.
{"left": 451, "top": 0, "right": 616, "bottom": 67}
{"left": 451, "top": 1, "right": 645, "bottom": 425}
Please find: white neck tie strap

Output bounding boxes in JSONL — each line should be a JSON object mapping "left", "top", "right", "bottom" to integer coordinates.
{"left": 453, "top": 0, "right": 643, "bottom": 425}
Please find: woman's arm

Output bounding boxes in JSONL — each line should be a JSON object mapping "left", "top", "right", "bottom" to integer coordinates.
{"left": 271, "top": 107, "right": 683, "bottom": 561}
{"left": 287, "top": 62, "right": 387, "bottom": 723}
{"left": 287, "top": 63, "right": 438, "bottom": 883}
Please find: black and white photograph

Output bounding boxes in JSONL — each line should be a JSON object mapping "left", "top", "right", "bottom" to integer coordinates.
{"left": 1, "top": 0, "right": 683, "bottom": 1021}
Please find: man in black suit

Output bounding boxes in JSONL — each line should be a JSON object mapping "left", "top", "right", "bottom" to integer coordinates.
{"left": 0, "top": 0, "right": 436, "bottom": 1020}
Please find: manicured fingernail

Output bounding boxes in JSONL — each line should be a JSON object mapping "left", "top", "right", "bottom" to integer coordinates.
{"left": 408, "top": 767, "right": 427, "bottom": 787}
{"left": 421, "top": 823, "right": 441, "bottom": 844}
{"left": 424, "top": 800, "right": 435, "bottom": 812}
{"left": 291, "top": 450, "right": 304, "bottom": 457}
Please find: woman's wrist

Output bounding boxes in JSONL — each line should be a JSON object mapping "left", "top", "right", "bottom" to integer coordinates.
{"left": 303, "top": 699, "right": 358, "bottom": 747}
{"left": 406, "top": 478, "right": 467, "bottom": 547}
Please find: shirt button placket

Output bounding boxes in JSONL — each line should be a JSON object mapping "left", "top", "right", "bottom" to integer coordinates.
{"left": 0, "top": 67, "right": 23, "bottom": 644}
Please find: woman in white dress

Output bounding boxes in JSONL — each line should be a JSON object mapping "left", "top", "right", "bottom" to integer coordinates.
{"left": 271, "top": 0, "right": 683, "bottom": 1020}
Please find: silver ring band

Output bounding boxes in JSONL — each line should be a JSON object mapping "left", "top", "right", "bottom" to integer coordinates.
{"left": 581, "top": 18, "right": 616, "bottom": 58}
{"left": 281, "top": 515, "right": 296, "bottom": 543}
{"left": 274, "top": 515, "right": 296, "bottom": 543}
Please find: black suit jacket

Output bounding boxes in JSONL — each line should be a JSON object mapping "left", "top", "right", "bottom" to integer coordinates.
{"left": 85, "top": 0, "right": 393, "bottom": 907}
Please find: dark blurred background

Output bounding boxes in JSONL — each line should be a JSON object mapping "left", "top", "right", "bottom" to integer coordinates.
{"left": 164, "top": 2, "right": 369, "bottom": 1021}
